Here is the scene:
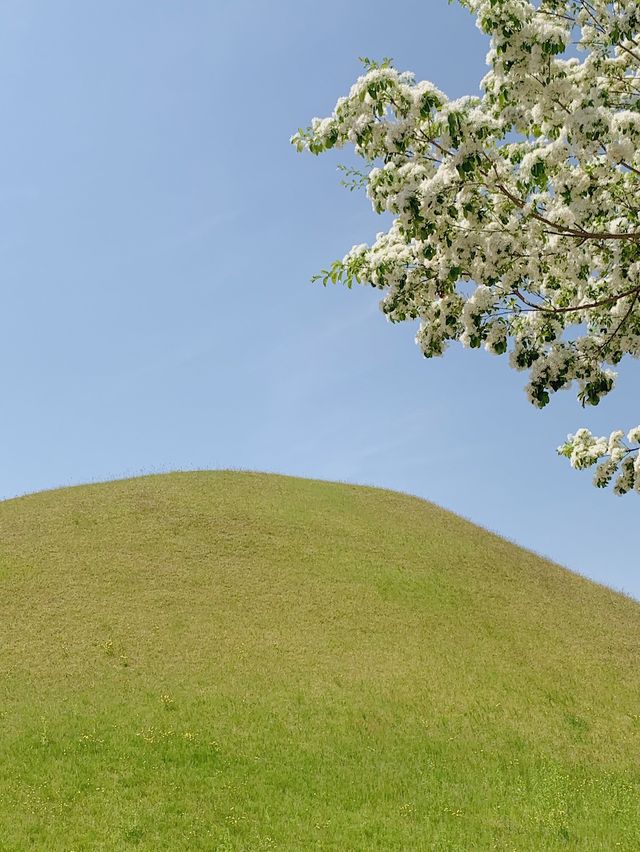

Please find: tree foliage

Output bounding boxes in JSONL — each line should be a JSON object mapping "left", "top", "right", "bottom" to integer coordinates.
{"left": 293, "top": 0, "right": 640, "bottom": 494}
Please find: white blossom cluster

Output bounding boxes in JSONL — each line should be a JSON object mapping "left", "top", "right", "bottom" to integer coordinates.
{"left": 292, "top": 0, "right": 640, "bottom": 492}
{"left": 559, "top": 425, "right": 640, "bottom": 492}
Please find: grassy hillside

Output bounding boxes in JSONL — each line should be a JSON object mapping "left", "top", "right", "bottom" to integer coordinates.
{"left": 1, "top": 471, "right": 639, "bottom": 850}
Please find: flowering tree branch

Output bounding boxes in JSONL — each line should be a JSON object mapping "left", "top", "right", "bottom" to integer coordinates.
{"left": 292, "top": 0, "right": 640, "bottom": 493}
{"left": 559, "top": 426, "right": 640, "bottom": 493}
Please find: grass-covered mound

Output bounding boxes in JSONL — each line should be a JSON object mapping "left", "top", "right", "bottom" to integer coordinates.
{"left": 1, "top": 471, "right": 639, "bottom": 850}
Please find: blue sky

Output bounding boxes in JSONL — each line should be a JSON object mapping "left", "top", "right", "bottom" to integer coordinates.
{"left": 1, "top": 0, "right": 638, "bottom": 596}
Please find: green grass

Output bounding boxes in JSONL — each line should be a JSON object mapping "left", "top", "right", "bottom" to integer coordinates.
{"left": 1, "top": 471, "right": 639, "bottom": 850}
